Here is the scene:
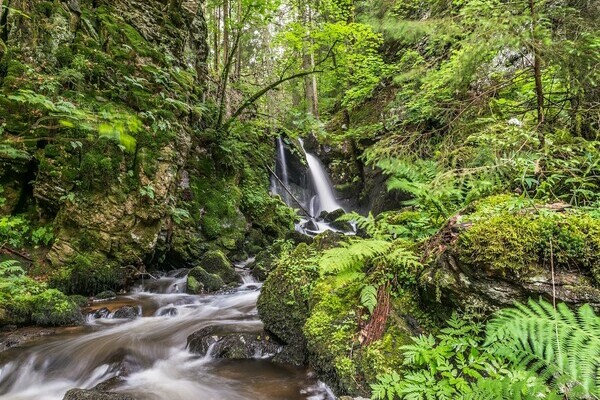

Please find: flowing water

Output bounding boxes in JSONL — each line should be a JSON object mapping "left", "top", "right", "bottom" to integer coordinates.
{"left": 0, "top": 273, "right": 335, "bottom": 400}
{"left": 298, "top": 140, "right": 343, "bottom": 216}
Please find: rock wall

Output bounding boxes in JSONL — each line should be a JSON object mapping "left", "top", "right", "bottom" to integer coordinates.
{"left": 0, "top": 0, "right": 209, "bottom": 293}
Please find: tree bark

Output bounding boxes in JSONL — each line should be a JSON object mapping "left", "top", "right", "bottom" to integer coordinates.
{"left": 529, "top": 0, "right": 545, "bottom": 147}
{"left": 301, "top": 3, "right": 319, "bottom": 119}
{"left": 359, "top": 284, "right": 391, "bottom": 346}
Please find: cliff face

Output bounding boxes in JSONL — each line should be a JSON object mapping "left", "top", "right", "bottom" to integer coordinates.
{"left": 0, "top": 0, "right": 212, "bottom": 293}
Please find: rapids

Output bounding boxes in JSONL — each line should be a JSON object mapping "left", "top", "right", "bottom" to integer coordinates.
{"left": 0, "top": 273, "right": 335, "bottom": 400}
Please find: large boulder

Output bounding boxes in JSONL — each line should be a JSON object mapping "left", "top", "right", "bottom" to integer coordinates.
{"left": 421, "top": 202, "right": 600, "bottom": 314}
{"left": 257, "top": 243, "right": 319, "bottom": 365}
{"left": 187, "top": 325, "right": 282, "bottom": 359}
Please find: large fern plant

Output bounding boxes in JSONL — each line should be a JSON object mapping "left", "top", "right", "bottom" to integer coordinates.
{"left": 487, "top": 299, "right": 600, "bottom": 398}
{"left": 371, "top": 299, "right": 600, "bottom": 400}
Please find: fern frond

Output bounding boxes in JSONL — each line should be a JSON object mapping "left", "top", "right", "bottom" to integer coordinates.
{"left": 319, "top": 239, "right": 391, "bottom": 276}
{"left": 0, "top": 259, "right": 25, "bottom": 277}
{"left": 486, "top": 299, "right": 600, "bottom": 397}
{"left": 360, "top": 284, "right": 379, "bottom": 314}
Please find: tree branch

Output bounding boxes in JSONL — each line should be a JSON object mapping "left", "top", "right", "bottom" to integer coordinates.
{"left": 220, "top": 41, "right": 338, "bottom": 131}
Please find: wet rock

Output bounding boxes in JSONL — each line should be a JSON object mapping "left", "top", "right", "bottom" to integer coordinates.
{"left": 113, "top": 306, "right": 139, "bottom": 320}
{"left": 323, "top": 208, "right": 345, "bottom": 223}
{"left": 0, "top": 327, "right": 57, "bottom": 353}
{"left": 93, "top": 307, "right": 111, "bottom": 319}
{"left": 187, "top": 325, "right": 282, "bottom": 359}
{"left": 95, "top": 291, "right": 117, "bottom": 300}
{"left": 92, "top": 377, "right": 127, "bottom": 392}
{"left": 63, "top": 388, "right": 135, "bottom": 400}
{"left": 301, "top": 219, "right": 319, "bottom": 232}
{"left": 157, "top": 307, "right": 178, "bottom": 317}
{"left": 186, "top": 267, "right": 225, "bottom": 294}
{"left": 285, "top": 230, "right": 314, "bottom": 245}
{"left": 329, "top": 220, "right": 354, "bottom": 232}
{"left": 199, "top": 250, "right": 239, "bottom": 284}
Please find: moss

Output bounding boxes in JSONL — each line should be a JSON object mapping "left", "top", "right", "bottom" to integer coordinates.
{"left": 30, "top": 289, "right": 83, "bottom": 326}
{"left": 304, "top": 278, "right": 362, "bottom": 394}
{"left": 186, "top": 275, "right": 202, "bottom": 294}
{"left": 187, "top": 266, "right": 225, "bottom": 293}
{"left": 199, "top": 250, "right": 238, "bottom": 284}
{"left": 257, "top": 243, "right": 319, "bottom": 364}
{"left": 55, "top": 45, "right": 74, "bottom": 68}
{"left": 49, "top": 253, "right": 123, "bottom": 296}
{"left": 458, "top": 209, "right": 600, "bottom": 280}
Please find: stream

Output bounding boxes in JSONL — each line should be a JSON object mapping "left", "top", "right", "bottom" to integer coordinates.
{"left": 0, "top": 273, "right": 335, "bottom": 400}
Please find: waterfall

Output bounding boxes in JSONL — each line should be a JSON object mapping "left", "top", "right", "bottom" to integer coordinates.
{"left": 271, "top": 137, "right": 291, "bottom": 203}
{"left": 276, "top": 137, "right": 290, "bottom": 190}
{"left": 299, "top": 139, "right": 342, "bottom": 215}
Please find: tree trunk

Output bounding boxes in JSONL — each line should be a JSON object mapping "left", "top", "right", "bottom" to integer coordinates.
{"left": 359, "top": 284, "right": 391, "bottom": 346}
{"left": 529, "top": 0, "right": 545, "bottom": 147}
{"left": 222, "top": 0, "right": 230, "bottom": 116}
{"left": 213, "top": 7, "right": 220, "bottom": 75}
{"left": 301, "top": 3, "right": 319, "bottom": 119}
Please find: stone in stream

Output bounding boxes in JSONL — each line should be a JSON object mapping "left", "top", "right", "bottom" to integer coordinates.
{"left": 156, "top": 307, "right": 178, "bottom": 317}
{"left": 199, "top": 250, "right": 240, "bottom": 284}
{"left": 301, "top": 219, "right": 319, "bottom": 232}
{"left": 187, "top": 325, "right": 282, "bottom": 359}
{"left": 94, "top": 291, "right": 117, "bottom": 300}
{"left": 63, "top": 388, "right": 136, "bottom": 400}
{"left": 323, "top": 208, "right": 345, "bottom": 223}
{"left": 186, "top": 267, "right": 225, "bottom": 294}
{"left": 92, "top": 307, "right": 111, "bottom": 319}
{"left": 112, "top": 306, "right": 139, "bottom": 320}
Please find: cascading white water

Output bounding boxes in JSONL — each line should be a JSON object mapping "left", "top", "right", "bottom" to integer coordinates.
{"left": 0, "top": 266, "right": 334, "bottom": 400}
{"left": 299, "top": 140, "right": 342, "bottom": 215}
{"left": 271, "top": 137, "right": 292, "bottom": 204}
{"left": 276, "top": 137, "right": 290, "bottom": 190}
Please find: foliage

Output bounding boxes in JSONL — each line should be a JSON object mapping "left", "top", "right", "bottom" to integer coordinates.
{"left": 487, "top": 299, "right": 600, "bottom": 398}
{"left": 0, "top": 216, "right": 54, "bottom": 248}
{"left": 0, "top": 259, "right": 82, "bottom": 326}
{"left": 4, "top": 89, "right": 140, "bottom": 152}
{"left": 371, "top": 299, "right": 600, "bottom": 399}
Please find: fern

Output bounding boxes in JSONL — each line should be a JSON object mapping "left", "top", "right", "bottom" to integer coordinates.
{"left": 465, "top": 371, "right": 560, "bottom": 400}
{"left": 486, "top": 299, "right": 600, "bottom": 398}
{"left": 0, "top": 259, "right": 25, "bottom": 277}
{"left": 319, "top": 238, "right": 392, "bottom": 276}
{"left": 360, "top": 284, "right": 379, "bottom": 314}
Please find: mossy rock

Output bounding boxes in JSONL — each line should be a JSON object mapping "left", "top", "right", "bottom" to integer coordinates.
{"left": 199, "top": 250, "right": 239, "bottom": 284}
{"left": 257, "top": 243, "right": 319, "bottom": 365}
{"left": 458, "top": 209, "right": 600, "bottom": 279}
{"left": 187, "top": 267, "right": 225, "bottom": 293}
{"left": 30, "top": 289, "right": 84, "bottom": 326}
{"left": 49, "top": 253, "right": 123, "bottom": 296}
{"left": 304, "top": 279, "right": 362, "bottom": 395}
{"left": 323, "top": 208, "right": 346, "bottom": 223}
{"left": 95, "top": 291, "right": 117, "bottom": 300}
{"left": 69, "top": 295, "right": 89, "bottom": 307}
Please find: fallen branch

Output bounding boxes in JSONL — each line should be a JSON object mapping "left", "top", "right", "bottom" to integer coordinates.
{"left": 266, "top": 164, "right": 312, "bottom": 217}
